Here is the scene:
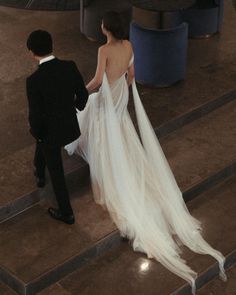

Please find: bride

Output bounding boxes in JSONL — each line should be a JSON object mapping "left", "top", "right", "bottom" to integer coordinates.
{"left": 65, "top": 11, "right": 226, "bottom": 293}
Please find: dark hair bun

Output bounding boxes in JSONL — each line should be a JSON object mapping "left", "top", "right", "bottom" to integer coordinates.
{"left": 102, "top": 11, "right": 125, "bottom": 40}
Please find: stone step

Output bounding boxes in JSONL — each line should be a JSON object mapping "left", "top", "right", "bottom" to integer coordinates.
{"left": 161, "top": 99, "right": 236, "bottom": 201}
{"left": 0, "top": 187, "right": 119, "bottom": 295}
{"left": 0, "top": 96, "right": 235, "bottom": 293}
{"left": 155, "top": 90, "right": 236, "bottom": 138}
{"left": 0, "top": 147, "right": 89, "bottom": 222}
{"left": 36, "top": 175, "right": 236, "bottom": 295}
{"left": 198, "top": 265, "right": 236, "bottom": 295}
{"left": 1, "top": 98, "right": 235, "bottom": 223}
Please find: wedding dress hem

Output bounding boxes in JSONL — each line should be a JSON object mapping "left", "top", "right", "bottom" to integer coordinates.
{"left": 65, "top": 68, "right": 226, "bottom": 294}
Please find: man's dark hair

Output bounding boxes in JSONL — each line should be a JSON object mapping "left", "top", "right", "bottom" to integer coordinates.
{"left": 27, "top": 30, "right": 53, "bottom": 56}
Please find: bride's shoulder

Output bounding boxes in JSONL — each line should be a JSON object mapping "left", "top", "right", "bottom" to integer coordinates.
{"left": 98, "top": 44, "right": 107, "bottom": 52}
{"left": 123, "top": 39, "right": 131, "bottom": 46}
{"left": 99, "top": 44, "right": 108, "bottom": 51}
{"left": 123, "top": 40, "right": 133, "bottom": 49}
{"left": 122, "top": 40, "right": 133, "bottom": 56}
{"left": 97, "top": 44, "right": 109, "bottom": 59}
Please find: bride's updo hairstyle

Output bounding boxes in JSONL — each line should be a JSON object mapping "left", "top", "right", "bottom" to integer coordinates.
{"left": 102, "top": 11, "right": 125, "bottom": 40}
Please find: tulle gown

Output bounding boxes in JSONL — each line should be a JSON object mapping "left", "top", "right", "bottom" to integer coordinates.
{"left": 65, "top": 58, "right": 226, "bottom": 293}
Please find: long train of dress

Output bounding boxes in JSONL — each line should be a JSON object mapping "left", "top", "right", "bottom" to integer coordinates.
{"left": 65, "top": 69, "right": 226, "bottom": 294}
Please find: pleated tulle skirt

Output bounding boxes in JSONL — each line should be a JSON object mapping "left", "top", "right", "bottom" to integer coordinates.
{"left": 65, "top": 74, "right": 226, "bottom": 294}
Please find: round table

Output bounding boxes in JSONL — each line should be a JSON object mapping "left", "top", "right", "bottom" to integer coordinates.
{"left": 130, "top": 0, "right": 196, "bottom": 11}
{"left": 130, "top": 0, "right": 195, "bottom": 29}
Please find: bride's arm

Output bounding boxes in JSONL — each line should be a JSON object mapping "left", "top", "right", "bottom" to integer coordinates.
{"left": 86, "top": 46, "right": 107, "bottom": 93}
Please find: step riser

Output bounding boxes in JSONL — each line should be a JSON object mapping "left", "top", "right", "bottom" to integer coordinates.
{"left": 0, "top": 191, "right": 41, "bottom": 224}
{"left": 171, "top": 249, "right": 236, "bottom": 295}
{"left": 156, "top": 91, "right": 236, "bottom": 138}
{"left": 0, "top": 164, "right": 90, "bottom": 223}
{"left": 9, "top": 228, "right": 235, "bottom": 295}
{"left": 183, "top": 162, "right": 236, "bottom": 202}
{"left": 1, "top": 93, "right": 235, "bottom": 222}
{"left": 0, "top": 266, "right": 25, "bottom": 295}
{"left": 1, "top": 231, "right": 121, "bottom": 295}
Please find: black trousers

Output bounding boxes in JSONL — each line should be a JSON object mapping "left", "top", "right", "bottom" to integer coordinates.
{"left": 34, "top": 141, "right": 73, "bottom": 216}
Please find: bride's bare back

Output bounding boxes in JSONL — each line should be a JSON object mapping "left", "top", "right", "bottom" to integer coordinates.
{"left": 86, "top": 40, "right": 134, "bottom": 92}
{"left": 104, "top": 40, "right": 133, "bottom": 83}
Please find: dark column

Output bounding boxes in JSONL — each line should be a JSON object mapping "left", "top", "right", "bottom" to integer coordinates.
{"left": 80, "top": 0, "right": 132, "bottom": 42}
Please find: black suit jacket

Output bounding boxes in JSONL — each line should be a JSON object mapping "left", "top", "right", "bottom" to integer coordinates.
{"left": 26, "top": 58, "right": 88, "bottom": 146}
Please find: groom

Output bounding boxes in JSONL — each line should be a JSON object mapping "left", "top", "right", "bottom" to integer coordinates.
{"left": 26, "top": 30, "right": 88, "bottom": 224}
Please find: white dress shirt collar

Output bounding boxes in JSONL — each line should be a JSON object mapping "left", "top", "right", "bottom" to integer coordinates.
{"left": 39, "top": 55, "right": 55, "bottom": 65}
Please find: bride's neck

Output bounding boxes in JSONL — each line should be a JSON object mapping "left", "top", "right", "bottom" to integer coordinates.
{"left": 106, "top": 33, "right": 120, "bottom": 44}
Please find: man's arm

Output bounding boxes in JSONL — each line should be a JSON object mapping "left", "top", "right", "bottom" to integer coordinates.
{"left": 26, "top": 76, "right": 44, "bottom": 140}
{"left": 71, "top": 62, "right": 88, "bottom": 111}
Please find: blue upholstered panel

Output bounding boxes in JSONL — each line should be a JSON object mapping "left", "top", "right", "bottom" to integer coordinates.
{"left": 130, "top": 22, "right": 188, "bottom": 87}
{"left": 182, "top": 1, "right": 224, "bottom": 37}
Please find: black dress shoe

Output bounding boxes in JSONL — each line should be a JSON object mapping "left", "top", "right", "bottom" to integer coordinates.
{"left": 34, "top": 170, "right": 45, "bottom": 188}
{"left": 48, "top": 207, "right": 75, "bottom": 225}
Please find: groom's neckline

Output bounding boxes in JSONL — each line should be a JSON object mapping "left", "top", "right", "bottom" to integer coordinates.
{"left": 38, "top": 57, "right": 58, "bottom": 67}
{"left": 39, "top": 55, "right": 55, "bottom": 65}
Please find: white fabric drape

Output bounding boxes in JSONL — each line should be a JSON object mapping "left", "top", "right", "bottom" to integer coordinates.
{"left": 65, "top": 68, "right": 226, "bottom": 294}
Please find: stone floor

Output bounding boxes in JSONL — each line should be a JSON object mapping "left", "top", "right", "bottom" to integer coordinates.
{"left": 0, "top": 1, "right": 236, "bottom": 294}
{"left": 1, "top": 0, "right": 236, "bottom": 160}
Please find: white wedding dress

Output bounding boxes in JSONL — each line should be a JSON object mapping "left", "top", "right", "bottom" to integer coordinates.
{"left": 65, "top": 58, "right": 226, "bottom": 293}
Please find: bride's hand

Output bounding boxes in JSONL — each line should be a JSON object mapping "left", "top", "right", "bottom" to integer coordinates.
{"left": 86, "top": 83, "right": 98, "bottom": 94}
{"left": 85, "top": 84, "right": 90, "bottom": 93}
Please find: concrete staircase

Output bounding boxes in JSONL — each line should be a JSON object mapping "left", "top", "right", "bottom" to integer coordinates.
{"left": 39, "top": 175, "right": 236, "bottom": 295}
{"left": 0, "top": 94, "right": 235, "bottom": 295}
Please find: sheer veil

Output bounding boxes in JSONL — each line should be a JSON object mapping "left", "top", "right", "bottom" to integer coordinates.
{"left": 131, "top": 80, "right": 226, "bottom": 292}
{"left": 65, "top": 63, "right": 226, "bottom": 294}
